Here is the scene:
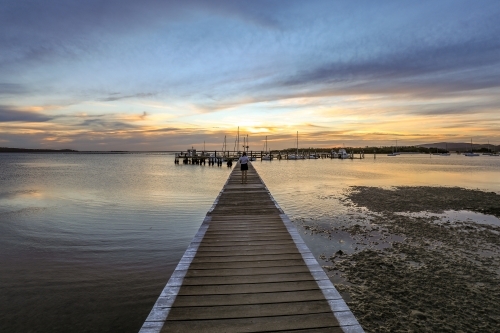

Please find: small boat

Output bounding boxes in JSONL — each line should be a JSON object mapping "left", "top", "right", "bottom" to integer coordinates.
{"left": 387, "top": 140, "right": 400, "bottom": 156}
{"left": 262, "top": 136, "right": 272, "bottom": 160}
{"left": 288, "top": 154, "right": 304, "bottom": 160}
{"left": 338, "top": 148, "right": 349, "bottom": 159}
{"left": 387, "top": 147, "right": 397, "bottom": 156}
{"left": 288, "top": 131, "right": 304, "bottom": 160}
{"left": 483, "top": 140, "right": 493, "bottom": 155}
{"left": 464, "top": 138, "right": 479, "bottom": 156}
{"left": 262, "top": 154, "right": 272, "bottom": 160}
{"left": 440, "top": 143, "right": 450, "bottom": 156}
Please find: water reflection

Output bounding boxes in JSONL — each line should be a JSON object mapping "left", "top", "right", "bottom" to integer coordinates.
{"left": 0, "top": 153, "right": 231, "bottom": 333}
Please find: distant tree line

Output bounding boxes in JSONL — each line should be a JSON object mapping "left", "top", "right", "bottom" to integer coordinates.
{"left": 278, "top": 146, "right": 495, "bottom": 154}
{"left": 0, "top": 147, "right": 77, "bottom": 153}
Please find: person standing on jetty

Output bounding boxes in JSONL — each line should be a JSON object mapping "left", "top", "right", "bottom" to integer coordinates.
{"left": 239, "top": 152, "right": 249, "bottom": 184}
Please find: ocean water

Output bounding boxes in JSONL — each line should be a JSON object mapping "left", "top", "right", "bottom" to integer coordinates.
{"left": 1, "top": 153, "right": 499, "bottom": 332}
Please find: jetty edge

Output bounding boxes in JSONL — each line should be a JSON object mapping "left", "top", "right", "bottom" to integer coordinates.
{"left": 140, "top": 162, "right": 364, "bottom": 333}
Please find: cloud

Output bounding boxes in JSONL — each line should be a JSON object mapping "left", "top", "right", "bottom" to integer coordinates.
{"left": 99, "top": 93, "right": 156, "bottom": 102}
{"left": 78, "top": 118, "right": 138, "bottom": 130}
{"left": 0, "top": 106, "right": 53, "bottom": 122}
{"left": 276, "top": 39, "right": 500, "bottom": 95}
{"left": 0, "top": 83, "right": 28, "bottom": 95}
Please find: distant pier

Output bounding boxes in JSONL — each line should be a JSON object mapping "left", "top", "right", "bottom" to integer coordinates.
{"left": 174, "top": 149, "right": 365, "bottom": 164}
{"left": 140, "top": 163, "right": 364, "bottom": 332}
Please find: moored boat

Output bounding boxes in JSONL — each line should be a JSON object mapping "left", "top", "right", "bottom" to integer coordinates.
{"left": 338, "top": 148, "right": 349, "bottom": 159}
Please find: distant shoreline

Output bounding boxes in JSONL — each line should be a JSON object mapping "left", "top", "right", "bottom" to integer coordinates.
{"left": 0, "top": 148, "right": 178, "bottom": 154}
{"left": 0, "top": 147, "right": 78, "bottom": 153}
{"left": 2, "top": 143, "right": 497, "bottom": 154}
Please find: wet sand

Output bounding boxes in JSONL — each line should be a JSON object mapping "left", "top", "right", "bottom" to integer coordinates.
{"left": 312, "top": 187, "right": 500, "bottom": 333}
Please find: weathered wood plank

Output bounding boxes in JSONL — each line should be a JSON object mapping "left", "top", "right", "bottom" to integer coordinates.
{"left": 188, "top": 253, "right": 305, "bottom": 263}
{"left": 162, "top": 313, "right": 344, "bottom": 333}
{"left": 185, "top": 265, "right": 312, "bottom": 277}
{"left": 169, "top": 289, "right": 333, "bottom": 307}
{"left": 181, "top": 272, "right": 321, "bottom": 285}
{"left": 176, "top": 280, "right": 323, "bottom": 296}
{"left": 187, "top": 258, "right": 306, "bottom": 270}
{"left": 166, "top": 300, "right": 334, "bottom": 320}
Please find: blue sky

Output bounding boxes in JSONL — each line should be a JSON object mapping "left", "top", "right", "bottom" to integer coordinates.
{"left": 1, "top": 0, "right": 499, "bottom": 150}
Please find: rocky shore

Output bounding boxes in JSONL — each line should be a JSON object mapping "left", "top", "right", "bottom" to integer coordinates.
{"left": 310, "top": 186, "right": 500, "bottom": 333}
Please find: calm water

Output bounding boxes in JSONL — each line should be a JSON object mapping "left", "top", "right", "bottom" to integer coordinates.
{"left": 0, "top": 153, "right": 230, "bottom": 332}
{"left": 1, "top": 153, "right": 499, "bottom": 332}
{"left": 253, "top": 154, "right": 500, "bottom": 257}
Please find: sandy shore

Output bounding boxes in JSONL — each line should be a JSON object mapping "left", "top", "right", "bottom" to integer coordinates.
{"left": 310, "top": 186, "right": 500, "bottom": 333}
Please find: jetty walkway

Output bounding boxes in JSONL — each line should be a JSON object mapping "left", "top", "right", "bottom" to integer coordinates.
{"left": 140, "top": 163, "right": 364, "bottom": 332}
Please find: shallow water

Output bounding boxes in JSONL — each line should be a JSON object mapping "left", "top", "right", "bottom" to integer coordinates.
{"left": 1, "top": 153, "right": 499, "bottom": 332}
{"left": 252, "top": 154, "right": 500, "bottom": 272}
{"left": 396, "top": 210, "right": 500, "bottom": 227}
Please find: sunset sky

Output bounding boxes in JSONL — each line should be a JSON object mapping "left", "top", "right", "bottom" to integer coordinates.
{"left": 1, "top": 0, "right": 499, "bottom": 151}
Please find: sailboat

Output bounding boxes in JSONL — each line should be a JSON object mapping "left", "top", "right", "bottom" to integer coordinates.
{"left": 464, "top": 139, "right": 480, "bottom": 156}
{"left": 220, "top": 135, "right": 227, "bottom": 161}
{"left": 491, "top": 146, "right": 499, "bottom": 157}
{"left": 387, "top": 140, "right": 399, "bottom": 156}
{"left": 288, "top": 131, "right": 304, "bottom": 160}
{"left": 491, "top": 142, "right": 499, "bottom": 156}
{"left": 440, "top": 143, "right": 450, "bottom": 156}
{"left": 245, "top": 134, "right": 256, "bottom": 161}
{"left": 234, "top": 126, "right": 240, "bottom": 155}
{"left": 482, "top": 140, "right": 492, "bottom": 155}
{"left": 262, "top": 136, "right": 272, "bottom": 160}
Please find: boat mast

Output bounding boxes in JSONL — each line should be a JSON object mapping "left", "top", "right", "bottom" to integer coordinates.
{"left": 223, "top": 135, "right": 226, "bottom": 155}
{"left": 296, "top": 131, "right": 298, "bottom": 156}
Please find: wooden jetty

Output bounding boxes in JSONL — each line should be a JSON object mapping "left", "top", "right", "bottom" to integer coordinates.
{"left": 174, "top": 150, "right": 365, "bottom": 164}
{"left": 140, "top": 163, "right": 364, "bottom": 332}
